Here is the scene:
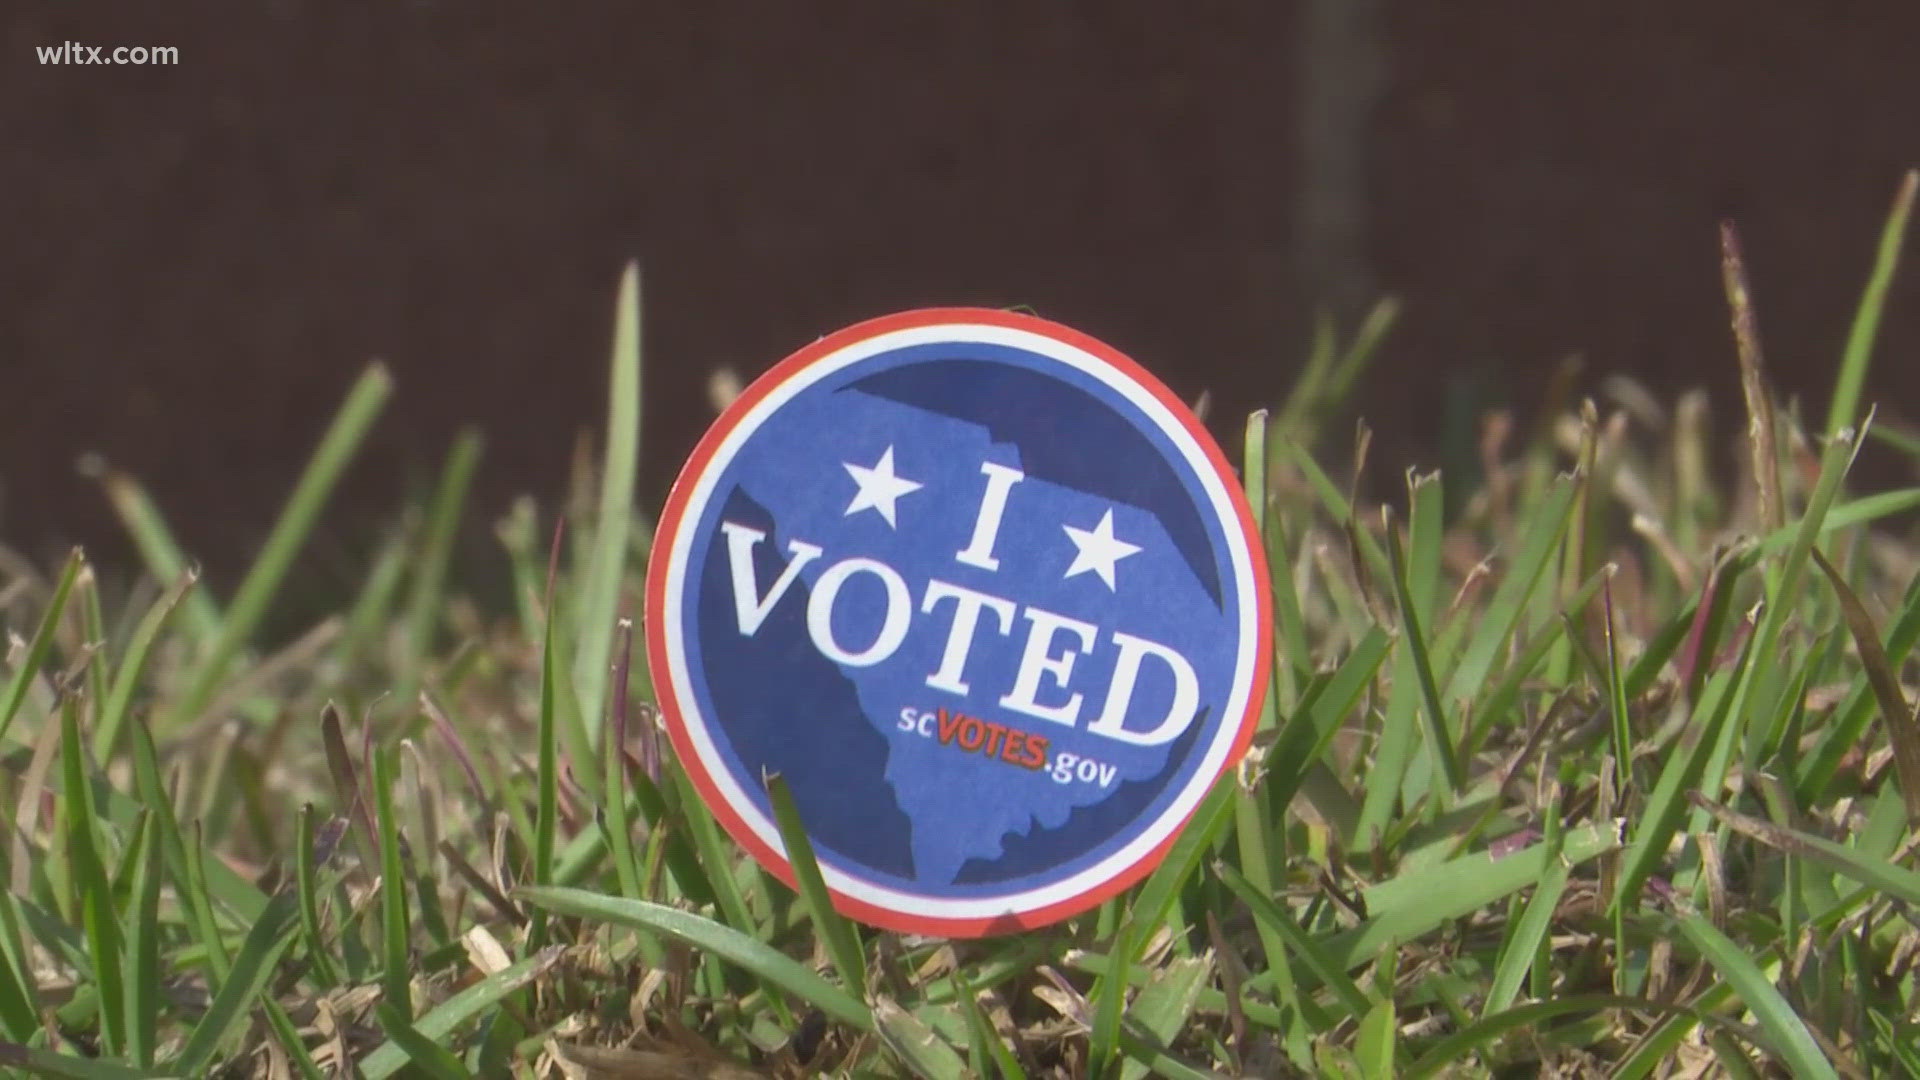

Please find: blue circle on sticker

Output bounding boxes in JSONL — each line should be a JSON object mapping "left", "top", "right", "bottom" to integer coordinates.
{"left": 647, "top": 309, "right": 1270, "bottom": 937}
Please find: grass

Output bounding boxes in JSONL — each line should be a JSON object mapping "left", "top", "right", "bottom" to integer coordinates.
{"left": 0, "top": 169, "right": 1917, "bottom": 1077}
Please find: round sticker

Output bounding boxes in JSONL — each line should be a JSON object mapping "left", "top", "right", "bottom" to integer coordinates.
{"left": 646, "top": 309, "right": 1270, "bottom": 937}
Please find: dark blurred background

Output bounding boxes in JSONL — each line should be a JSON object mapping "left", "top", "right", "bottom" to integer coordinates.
{"left": 5, "top": 2, "right": 1916, "bottom": 589}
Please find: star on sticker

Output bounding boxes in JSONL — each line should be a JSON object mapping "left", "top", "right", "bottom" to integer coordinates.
{"left": 1062, "top": 508, "right": 1142, "bottom": 590}
{"left": 842, "top": 445, "right": 922, "bottom": 528}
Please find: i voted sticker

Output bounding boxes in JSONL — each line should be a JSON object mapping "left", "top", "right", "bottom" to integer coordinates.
{"left": 646, "top": 309, "right": 1271, "bottom": 937}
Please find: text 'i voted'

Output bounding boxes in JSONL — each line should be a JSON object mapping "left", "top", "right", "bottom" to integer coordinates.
{"left": 719, "top": 454, "right": 1199, "bottom": 748}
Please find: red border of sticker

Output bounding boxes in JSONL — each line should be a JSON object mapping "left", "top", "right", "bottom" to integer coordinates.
{"left": 644, "top": 308, "right": 1272, "bottom": 937}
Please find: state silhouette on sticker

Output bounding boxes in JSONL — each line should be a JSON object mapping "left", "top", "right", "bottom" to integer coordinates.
{"left": 645, "top": 308, "right": 1271, "bottom": 937}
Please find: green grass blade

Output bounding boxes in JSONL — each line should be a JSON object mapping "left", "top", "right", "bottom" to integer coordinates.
{"left": 1267, "top": 626, "right": 1390, "bottom": 813}
{"left": 1220, "top": 865, "right": 1370, "bottom": 1019}
{"left": 1248, "top": 411, "right": 1310, "bottom": 709}
{"left": 1611, "top": 981, "right": 1734, "bottom": 1078}
{"left": 293, "top": 804, "right": 341, "bottom": 990}
{"left": 1278, "top": 438, "right": 1390, "bottom": 583}
{"left": 1672, "top": 911, "right": 1838, "bottom": 1080}
{"left": 1467, "top": 566, "right": 1609, "bottom": 755}
{"left": 259, "top": 998, "right": 330, "bottom": 1080}
{"left": 0, "top": 1044, "right": 182, "bottom": 1080}
{"left": 76, "top": 569, "right": 108, "bottom": 731}
{"left": 1089, "top": 917, "right": 1129, "bottom": 1077}
{"left": 1623, "top": 589, "right": 1701, "bottom": 701}
{"left": 60, "top": 695, "right": 125, "bottom": 1056}
{"left": 397, "top": 429, "right": 482, "bottom": 710}
{"left": 97, "top": 469, "right": 225, "bottom": 649}
{"left": 1401, "top": 471, "right": 1444, "bottom": 635}
{"left": 0, "top": 549, "right": 82, "bottom": 745}
{"left": 1118, "top": 955, "right": 1211, "bottom": 1080}
{"left": 372, "top": 1001, "right": 473, "bottom": 1080}
{"left": 334, "top": 531, "right": 409, "bottom": 672}
{"left": 1325, "top": 299, "right": 1398, "bottom": 406}
{"left": 873, "top": 997, "right": 967, "bottom": 1080}
{"left": 1603, "top": 574, "right": 1633, "bottom": 802}
{"left": 1115, "top": 1025, "right": 1231, "bottom": 1080}
{"left": 1738, "top": 423, "right": 1865, "bottom": 768}
{"left": 1223, "top": 418, "right": 1291, "bottom": 1026}
{"left": 1275, "top": 315, "right": 1337, "bottom": 439}
{"left": 93, "top": 567, "right": 196, "bottom": 762}
{"left": 1316, "top": 820, "right": 1624, "bottom": 975}
{"left": 1708, "top": 1031, "right": 1768, "bottom": 1080}
{"left": 123, "top": 811, "right": 163, "bottom": 1069}
{"left": 535, "top": 573, "right": 601, "bottom": 806}
{"left": 1824, "top": 169, "right": 1916, "bottom": 440}
{"left": 179, "top": 826, "right": 231, "bottom": 975}
{"left": 1613, "top": 660, "right": 1742, "bottom": 917}
{"left": 765, "top": 773, "right": 866, "bottom": 1001}
{"left": 1357, "top": 634, "right": 1423, "bottom": 848}
{"left": 1443, "top": 473, "right": 1581, "bottom": 705}
{"left": 126, "top": 720, "right": 234, "bottom": 986}
{"left": 169, "top": 890, "right": 300, "bottom": 1077}
{"left": 1228, "top": 771, "right": 1289, "bottom": 1050}
{"left": 574, "top": 263, "right": 642, "bottom": 732}
{"left": 172, "top": 363, "right": 392, "bottom": 730}
{"left": 1869, "top": 422, "right": 1920, "bottom": 459}
{"left": 1752, "top": 486, "right": 1920, "bottom": 556}
{"left": 1384, "top": 493, "right": 1461, "bottom": 797}
{"left": 623, "top": 767, "right": 717, "bottom": 907}
{"left": 373, "top": 745, "right": 412, "bottom": 1017}
{"left": 600, "top": 619, "right": 643, "bottom": 903}
{"left": 952, "top": 974, "right": 1027, "bottom": 1080}
{"left": 0, "top": 888, "right": 38, "bottom": 1041}
{"left": 1127, "top": 777, "right": 1235, "bottom": 939}
{"left": 1355, "top": 996, "right": 1396, "bottom": 1080}
{"left": 1098, "top": 783, "right": 1234, "bottom": 1046}
{"left": 355, "top": 946, "right": 563, "bottom": 1080}
{"left": 529, "top": 602, "right": 560, "bottom": 951}
{"left": 1408, "top": 992, "right": 1727, "bottom": 1078}
{"left": 667, "top": 765, "right": 757, "bottom": 932}
{"left": 1482, "top": 804, "right": 1567, "bottom": 1016}
{"left": 518, "top": 886, "right": 873, "bottom": 1030}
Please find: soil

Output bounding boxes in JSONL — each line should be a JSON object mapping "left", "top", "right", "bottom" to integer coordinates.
{"left": 6, "top": 2, "right": 1916, "bottom": 586}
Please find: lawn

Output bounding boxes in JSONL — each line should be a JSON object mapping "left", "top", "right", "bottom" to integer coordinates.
{"left": 2, "top": 171, "right": 1918, "bottom": 1078}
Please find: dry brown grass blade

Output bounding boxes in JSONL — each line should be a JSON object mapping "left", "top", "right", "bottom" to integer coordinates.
{"left": 420, "top": 690, "right": 492, "bottom": 820}
{"left": 320, "top": 701, "right": 381, "bottom": 872}
{"left": 174, "top": 614, "right": 340, "bottom": 738}
{"left": 1204, "top": 909, "right": 1249, "bottom": 1073}
{"left": 9, "top": 707, "right": 63, "bottom": 896}
{"left": 1675, "top": 546, "right": 1735, "bottom": 702}
{"left": 1720, "top": 219, "right": 1783, "bottom": 534}
{"left": 548, "top": 1043, "right": 770, "bottom": 1080}
{"left": 1808, "top": 547, "right": 1920, "bottom": 824}
{"left": 439, "top": 838, "right": 523, "bottom": 924}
